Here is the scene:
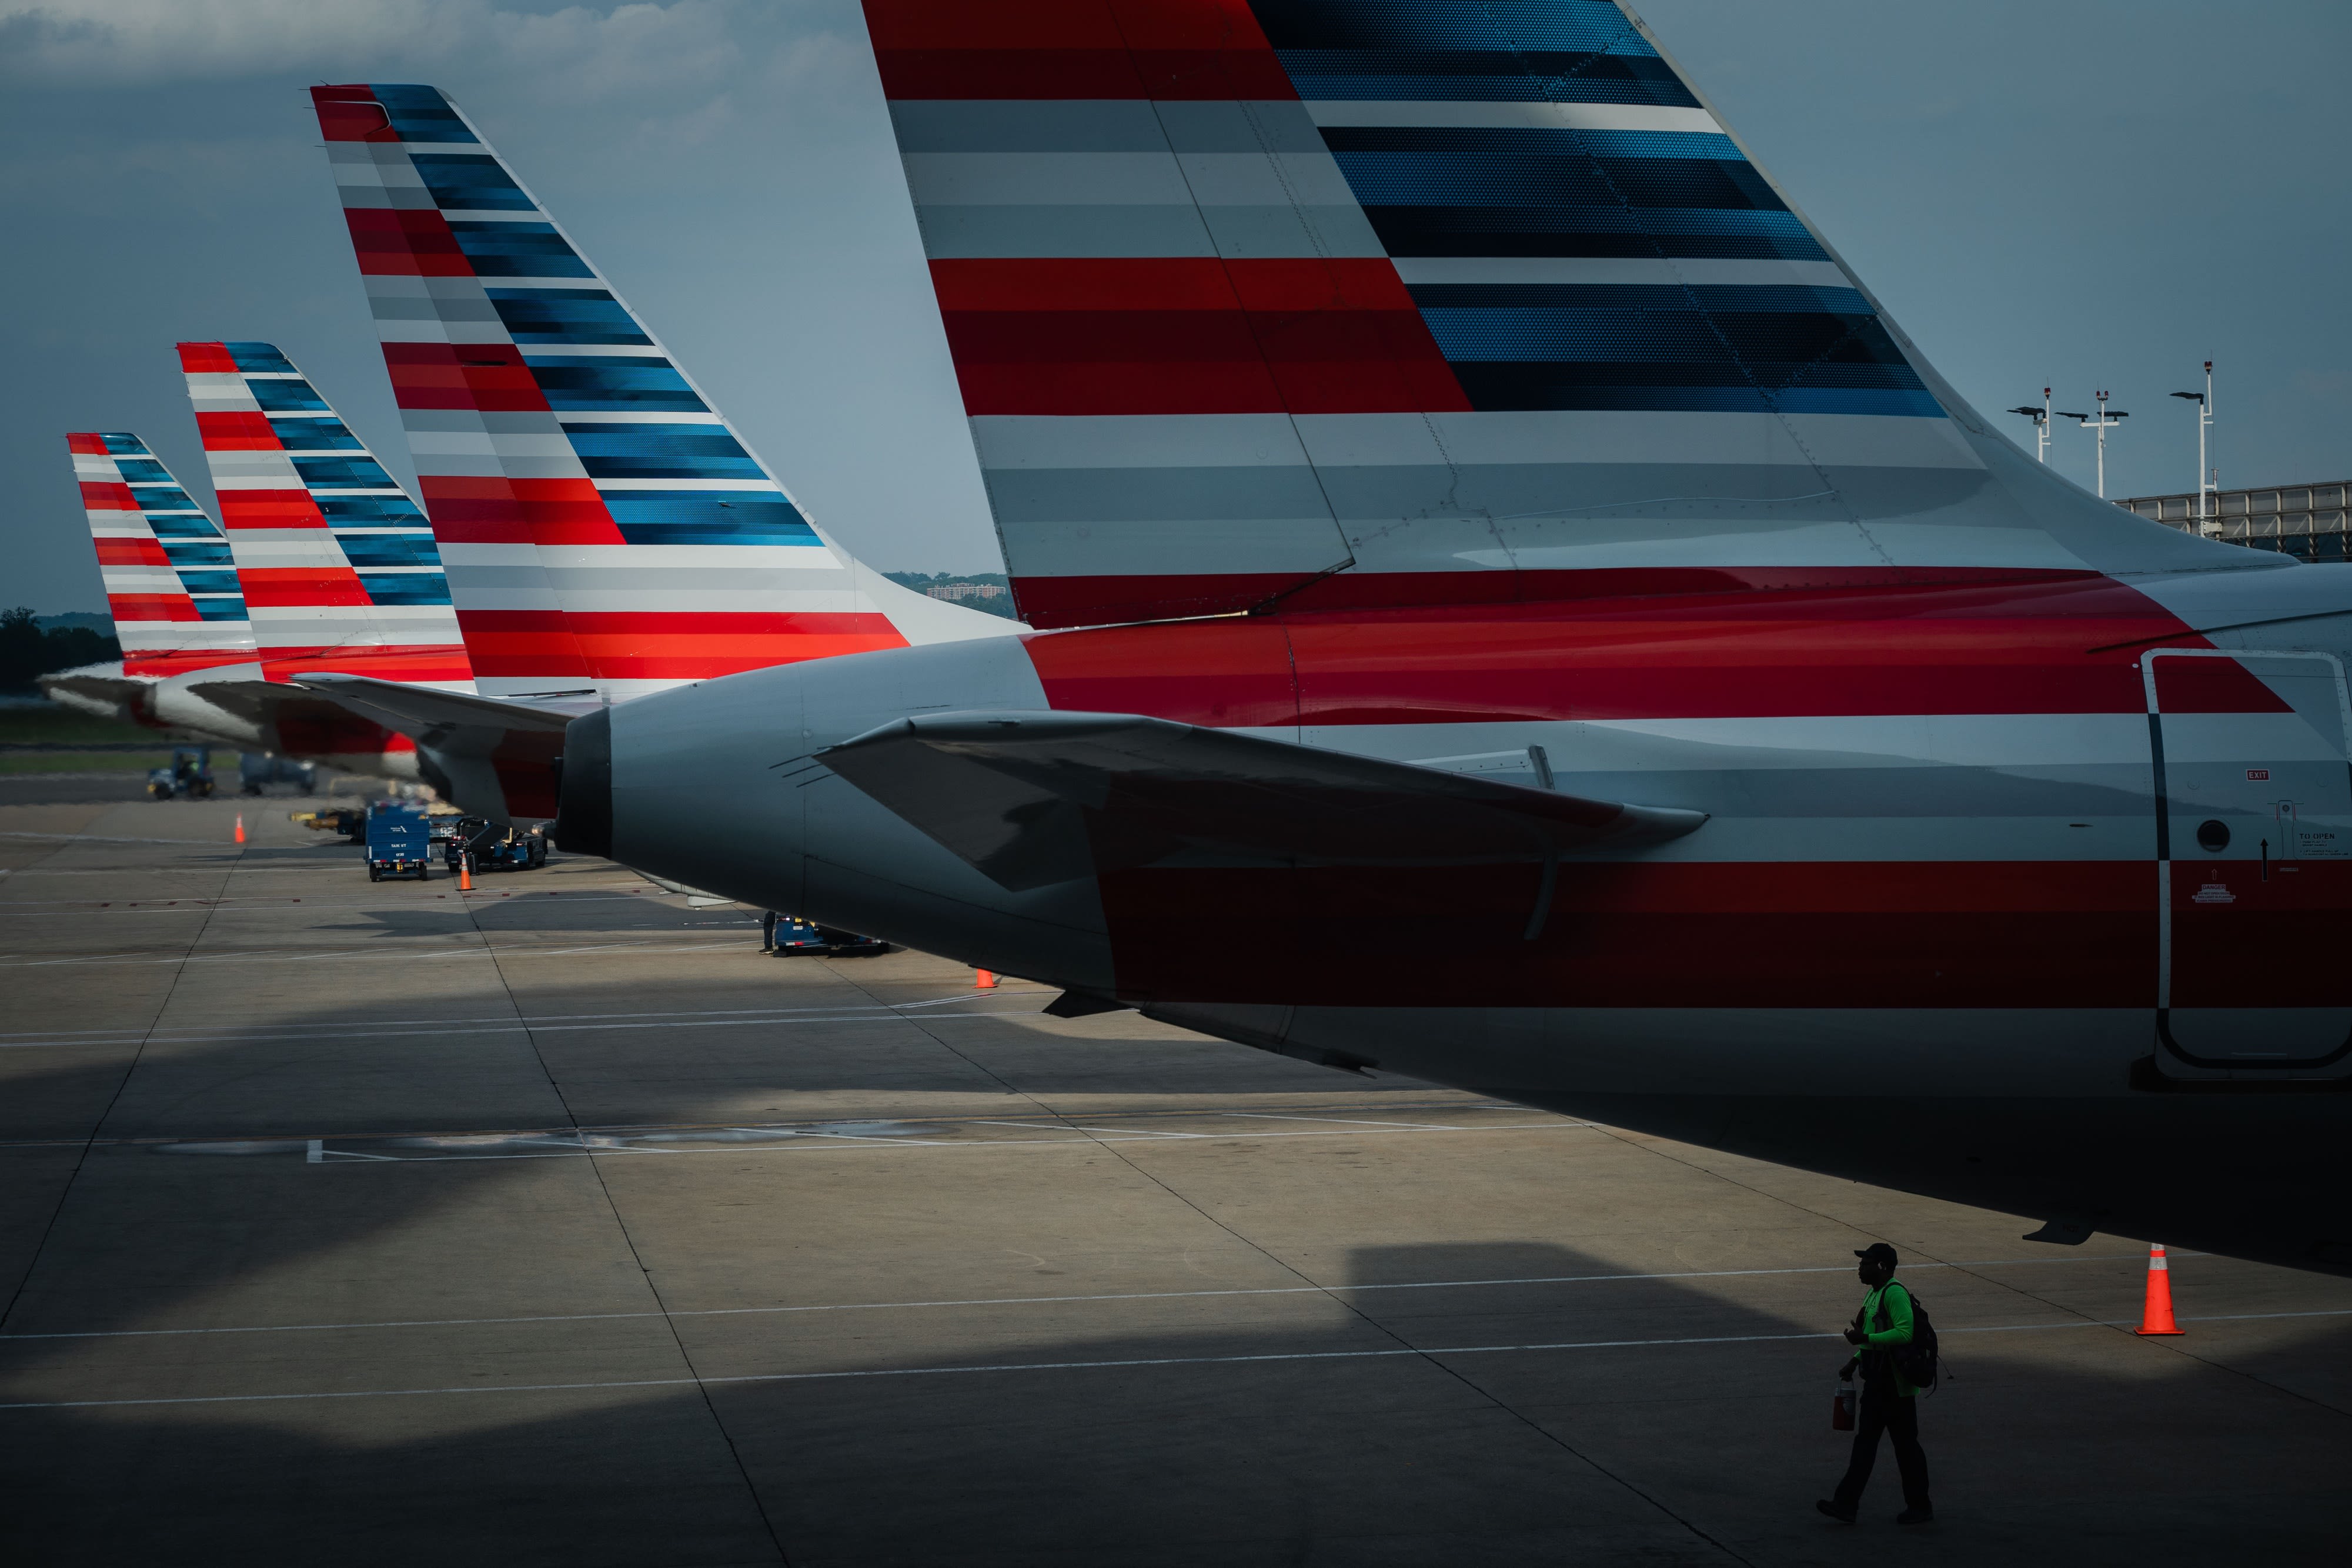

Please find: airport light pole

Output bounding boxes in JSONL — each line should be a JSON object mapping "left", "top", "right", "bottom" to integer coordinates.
{"left": 2076, "top": 391, "right": 2128, "bottom": 499}
{"left": 2006, "top": 387, "right": 2053, "bottom": 463}
{"left": 2169, "top": 360, "right": 2216, "bottom": 536}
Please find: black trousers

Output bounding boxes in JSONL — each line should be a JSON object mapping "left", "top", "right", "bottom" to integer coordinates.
{"left": 760, "top": 910, "right": 778, "bottom": 949}
{"left": 1833, "top": 1378, "right": 1930, "bottom": 1511}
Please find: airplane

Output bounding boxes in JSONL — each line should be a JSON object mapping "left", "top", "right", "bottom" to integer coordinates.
{"left": 47, "top": 349, "right": 476, "bottom": 781}
{"left": 293, "top": 79, "right": 1017, "bottom": 821}
{"left": 46, "top": 431, "right": 256, "bottom": 740}
{"left": 334, "top": 1, "right": 2352, "bottom": 1275}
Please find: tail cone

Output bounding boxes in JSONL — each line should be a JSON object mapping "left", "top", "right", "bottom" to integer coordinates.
{"left": 2136, "top": 1243, "right": 2184, "bottom": 1335}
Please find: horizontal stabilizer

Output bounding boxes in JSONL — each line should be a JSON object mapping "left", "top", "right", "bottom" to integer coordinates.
{"left": 283, "top": 673, "right": 573, "bottom": 751}
{"left": 820, "top": 710, "right": 1704, "bottom": 892}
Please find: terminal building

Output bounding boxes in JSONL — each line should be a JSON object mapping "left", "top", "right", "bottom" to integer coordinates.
{"left": 2119, "top": 482, "right": 2352, "bottom": 562}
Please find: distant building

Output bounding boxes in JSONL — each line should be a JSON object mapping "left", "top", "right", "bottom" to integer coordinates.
{"left": 924, "top": 582, "right": 1007, "bottom": 601}
{"left": 2119, "top": 482, "right": 2351, "bottom": 562}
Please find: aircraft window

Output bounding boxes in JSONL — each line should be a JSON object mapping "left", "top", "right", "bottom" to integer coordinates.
{"left": 2196, "top": 820, "right": 2230, "bottom": 852}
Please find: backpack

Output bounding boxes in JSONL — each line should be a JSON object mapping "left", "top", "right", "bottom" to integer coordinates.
{"left": 1888, "top": 1285, "right": 1940, "bottom": 1392}
{"left": 1854, "top": 1282, "right": 1942, "bottom": 1392}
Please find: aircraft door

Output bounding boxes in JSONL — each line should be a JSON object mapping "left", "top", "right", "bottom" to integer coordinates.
{"left": 2144, "top": 648, "right": 2352, "bottom": 1080}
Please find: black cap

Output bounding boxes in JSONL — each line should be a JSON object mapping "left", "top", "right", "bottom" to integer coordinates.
{"left": 1854, "top": 1242, "right": 1898, "bottom": 1268}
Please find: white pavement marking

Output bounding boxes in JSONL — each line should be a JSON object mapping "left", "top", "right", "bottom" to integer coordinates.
{"left": 191, "top": 1121, "right": 1582, "bottom": 1164}
{"left": 0, "top": 937, "right": 811, "bottom": 976}
{"left": 0, "top": 994, "right": 1031, "bottom": 1044}
{"left": 0, "top": 1253, "right": 2184, "bottom": 1343}
{"left": 0, "top": 994, "right": 1040, "bottom": 1049}
{"left": 0, "top": 891, "right": 680, "bottom": 914}
{"left": 8, "top": 1309, "right": 2343, "bottom": 1413}
{"left": 1228, "top": 1111, "right": 1489, "bottom": 1131}
{"left": 0, "top": 831, "right": 221, "bottom": 846}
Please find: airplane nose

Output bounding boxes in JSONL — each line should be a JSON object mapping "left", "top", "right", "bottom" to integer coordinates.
{"left": 554, "top": 706, "right": 611, "bottom": 858}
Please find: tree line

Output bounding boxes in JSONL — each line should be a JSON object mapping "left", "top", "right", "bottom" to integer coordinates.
{"left": 0, "top": 608, "right": 121, "bottom": 691}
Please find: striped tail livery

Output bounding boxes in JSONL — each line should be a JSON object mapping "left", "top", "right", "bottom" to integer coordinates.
{"left": 179, "top": 340, "right": 475, "bottom": 691}
{"left": 66, "top": 433, "right": 254, "bottom": 677}
{"left": 309, "top": 81, "right": 1011, "bottom": 704}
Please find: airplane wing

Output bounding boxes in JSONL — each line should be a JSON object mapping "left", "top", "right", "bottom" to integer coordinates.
{"left": 820, "top": 710, "right": 1705, "bottom": 894}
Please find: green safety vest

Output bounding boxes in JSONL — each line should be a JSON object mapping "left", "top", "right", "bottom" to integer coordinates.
{"left": 1850, "top": 1279, "right": 1921, "bottom": 1397}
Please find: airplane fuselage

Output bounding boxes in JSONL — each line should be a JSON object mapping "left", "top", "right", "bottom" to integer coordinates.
{"left": 571, "top": 563, "right": 2352, "bottom": 1273}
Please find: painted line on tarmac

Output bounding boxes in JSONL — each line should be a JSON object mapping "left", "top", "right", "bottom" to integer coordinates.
{"left": 0, "top": 890, "right": 677, "bottom": 914}
{"left": 0, "top": 1093, "right": 1495, "bottom": 1154}
{"left": 0, "top": 937, "right": 793, "bottom": 979}
{"left": 0, "top": 1252, "right": 2192, "bottom": 1345}
{"left": 151, "top": 1120, "right": 1583, "bottom": 1164}
{"left": 8, "top": 1308, "right": 2343, "bottom": 1412}
{"left": 0, "top": 991, "right": 1038, "bottom": 1050}
{"left": 0, "top": 831, "right": 222, "bottom": 847}
{"left": 0, "top": 991, "right": 1029, "bottom": 1044}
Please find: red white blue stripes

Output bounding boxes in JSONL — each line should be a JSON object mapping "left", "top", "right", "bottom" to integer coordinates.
{"left": 310, "top": 83, "right": 947, "bottom": 700}
{"left": 861, "top": 0, "right": 2177, "bottom": 631}
{"left": 66, "top": 432, "right": 255, "bottom": 677}
{"left": 179, "top": 342, "right": 475, "bottom": 690}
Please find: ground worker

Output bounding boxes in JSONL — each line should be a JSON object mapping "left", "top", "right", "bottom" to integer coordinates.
{"left": 1818, "top": 1241, "right": 1932, "bottom": 1524}
{"left": 760, "top": 910, "right": 779, "bottom": 952}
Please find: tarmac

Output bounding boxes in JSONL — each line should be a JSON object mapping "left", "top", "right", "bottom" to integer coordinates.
{"left": 4, "top": 792, "right": 2349, "bottom": 1566}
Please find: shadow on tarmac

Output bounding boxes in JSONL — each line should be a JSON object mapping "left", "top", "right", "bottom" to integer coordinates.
{"left": 0, "top": 989, "right": 2348, "bottom": 1566}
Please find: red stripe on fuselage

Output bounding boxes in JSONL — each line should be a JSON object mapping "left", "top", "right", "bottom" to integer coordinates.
{"left": 1022, "top": 573, "right": 2277, "bottom": 724}
{"left": 1101, "top": 859, "right": 2167, "bottom": 1008}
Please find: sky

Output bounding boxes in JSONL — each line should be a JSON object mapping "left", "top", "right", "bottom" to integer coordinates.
{"left": 3, "top": 0, "right": 2347, "bottom": 615}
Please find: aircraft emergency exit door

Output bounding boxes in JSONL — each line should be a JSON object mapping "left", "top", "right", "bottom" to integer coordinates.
{"left": 2144, "top": 648, "right": 2352, "bottom": 1079}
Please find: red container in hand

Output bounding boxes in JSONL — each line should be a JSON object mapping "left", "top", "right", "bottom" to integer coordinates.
{"left": 1832, "top": 1381, "right": 1856, "bottom": 1431}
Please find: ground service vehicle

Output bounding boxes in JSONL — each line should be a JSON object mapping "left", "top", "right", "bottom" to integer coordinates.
{"left": 238, "top": 752, "right": 316, "bottom": 795}
{"left": 379, "top": 0, "right": 2352, "bottom": 1276}
{"left": 442, "top": 817, "right": 548, "bottom": 874}
{"left": 364, "top": 800, "right": 432, "bottom": 881}
{"left": 291, "top": 807, "right": 366, "bottom": 842}
{"left": 146, "top": 747, "right": 214, "bottom": 800}
{"left": 769, "top": 917, "right": 888, "bottom": 957}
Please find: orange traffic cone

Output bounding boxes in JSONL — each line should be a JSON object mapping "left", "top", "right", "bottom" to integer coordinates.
{"left": 459, "top": 854, "right": 473, "bottom": 892}
{"left": 233, "top": 814, "right": 245, "bottom": 844}
{"left": 2136, "top": 1243, "right": 2184, "bottom": 1335}
{"left": 975, "top": 968, "right": 997, "bottom": 989}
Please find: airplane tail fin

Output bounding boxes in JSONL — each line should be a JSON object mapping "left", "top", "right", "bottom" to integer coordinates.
{"left": 178, "top": 341, "right": 475, "bottom": 691}
{"left": 309, "top": 83, "right": 1014, "bottom": 703}
{"left": 66, "top": 432, "right": 255, "bottom": 677}
{"left": 861, "top": 0, "right": 2258, "bottom": 629}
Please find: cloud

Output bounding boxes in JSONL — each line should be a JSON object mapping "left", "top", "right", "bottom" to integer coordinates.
{"left": 0, "top": 0, "right": 813, "bottom": 93}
